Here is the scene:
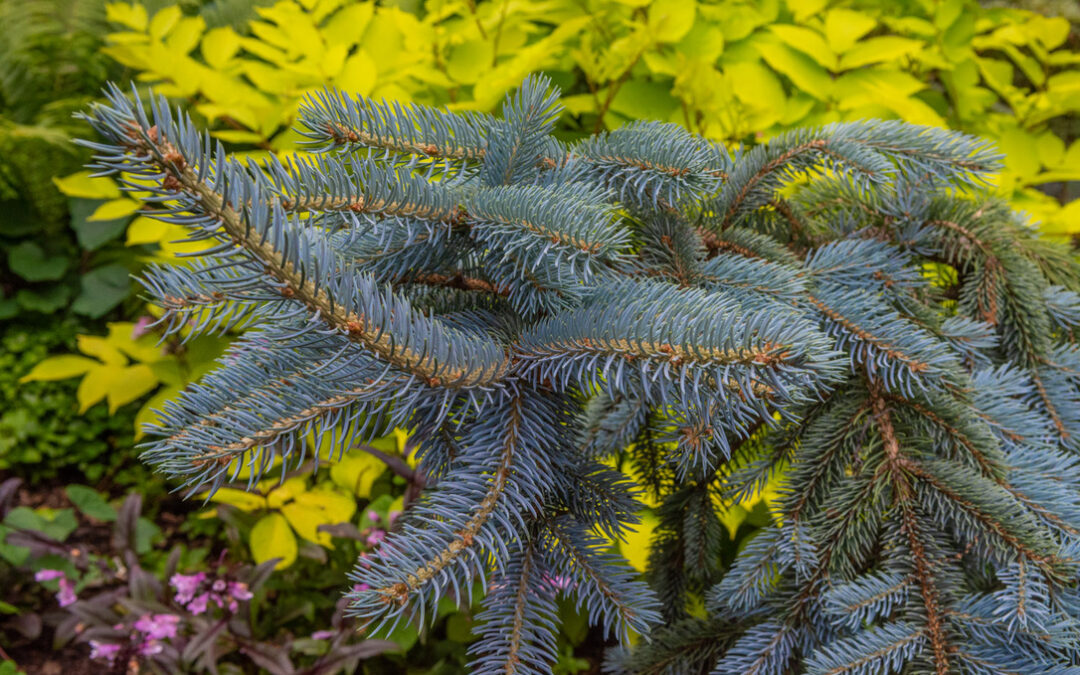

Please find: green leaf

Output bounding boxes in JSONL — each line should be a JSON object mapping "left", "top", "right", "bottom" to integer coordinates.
{"left": 5, "top": 507, "right": 78, "bottom": 542}
{"left": 7, "top": 242, "right": 67, "bottom": 282}
{"left": 446, "top": 613, "right": 473, "bottom": 643}
{"left": 0, "top": 298, "right": 18, "bottom": 320}
{"left": 66, "top": 486, "right": 117, "bottom": 521}
{"left": 70, "top": 198, "right": 131, "bottom": 250}
{"left": 134, "top": 516, "right": 160, "bottom": 554}
{"left": 15, "top": 285, "right": 70, "bottom": 313}
{"left": 52, "top": 171, "right": 121, "bottom": 200}
{"left": 250, "top": 512, "right": 298, "bottom": 569}
{"left": 610, "top": 79, "right": 681, "bottom": 122}
{"left": 0, "top": 525, "right": 30, "bottom": 565}
{"left": 72, "top": 264, "right": 131, "bottom": 318}
{"left": 19, "top": 355, "right": 99, "bottom": 383}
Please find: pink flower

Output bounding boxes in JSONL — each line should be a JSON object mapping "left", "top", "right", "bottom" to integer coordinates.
{"left": 57, "top": 578, "right": 78, "bottom": 607}
{"left": 131, "top": 316, "right": 155, "bottom": 339}
{"left": 311, "top": 630, "right": 335, "bottom": 640}
{"left": 89, "top": 640, "right": 122, "bottom": 663}
{"left": 365, "top": 529, "right": 386, "bottom": 546}
{"left": 543, "top": 574, "right": 574, "bottom": 591}
{"left": 35, "top": 569, "right": 65, "bottom": 582}
{"left": 227, "top": 581, "right": 253, "bottom": 601}
{"left": 366, "top": 510, "right": 380, "bottom": 522}
{"left": 352, "top": 583, "right": 370, "bottom": 593}
{"left": 134, "top": 614, "right": 180, "bottom": 640}
{"left": 211, "top": 579, "right": 226, "bottom": 593}
{"left": 187, "top": 592, "right": 209, "bottom": 615}
{"left": 138, "top": 640, "right": 164, "bottom": 656}
{"left": 169, "top": 572, "right": 205, "bottom": 604}
{"left": 388, "top": 510, "right": 401, "bottom": 524}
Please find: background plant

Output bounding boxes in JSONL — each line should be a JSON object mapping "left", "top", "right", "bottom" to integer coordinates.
{"left": 5, "top": 0, "right": 1080, "bottom": 671}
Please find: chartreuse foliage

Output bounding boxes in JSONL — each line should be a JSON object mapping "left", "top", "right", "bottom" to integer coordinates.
{"left": 79, "top": 73, "right": 1080, "bottom": 674}
{"left": 93, "top": 0, "right": 1080, "bottom": 243}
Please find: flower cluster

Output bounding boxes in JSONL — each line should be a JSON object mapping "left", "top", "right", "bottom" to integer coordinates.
{"left": 170, "top": 571, "right": 253, "bottom": 614}
{"left": 361, "top": 509, "right": 399, "bottom": 548}
{"left": 88, "top": 613, "right": 181, "bottom": 664}
{"left": 34, "top": 569, "right": 77, "bottom": 606}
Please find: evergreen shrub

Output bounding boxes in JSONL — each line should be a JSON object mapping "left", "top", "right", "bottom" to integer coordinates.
{"left": 80, "top": 75, "right": 1080, "bottom": 674}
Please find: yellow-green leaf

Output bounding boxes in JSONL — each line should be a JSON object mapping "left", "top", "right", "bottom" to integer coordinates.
{"left": 756, "top": 40, "right": 833, "bottom": 98}
{"left": 280, "top": 489, "right": 356, "bottom": 548}
{"left": 296, "top": 488, "right": 356, "bottom": 524}
{"left": 250, "top": 513, "right": 297, "bottom": 569}
{"left": 334, "top": 50, "right": 377, "bottom": 97}
{"left": 1027, "top": 15, "right": 1070, "bottom": 51}
{"left": 718, "top": 504, "right": 748, "bottom": 539}
{"left": 447, "top": 39, "right": 493, "bottom": 84}
{"left": 107, "top": 323, "right": 166, "bottom": 363}
{"left": 322, "top": 3, "right": 374, "bottom": 48}
{"left": 209, "top": 488, "right": 269, "bottom": 512}
{"left": 134, "top": 386, "right": 180, "bottom": 440}
{"left": 786, "top": 0, "right": 827, "bottom": 23}
{"left": 166, "top": 17, "right": 207, "bottom": 55}
{"left": 19, "top": 355, "right": 99, "bottom": 383}
{"left": 77, "top": 365, "right": 118, "bottom": 412}
{"left": 225, "top": 454, "right": 283, "bottom": 481}
{"left": 649, "top": 0, "right": 696, "bottom": 44}
{"left": 88, "top": 199, "right": 140, "bottom": 222}
{"left": 266, "top": 477, "right": 309, "bottom": 509}
{"left": 768, "top": 25, "right": 836, "bottom": 70}
{"left": 148, "top": 5, "right": 181, "bottom": 39}
{"left": 77, "top": 335, "right": 127, "bottom": 367}
{"left": 824, "top": 9, "right": 876, "bottom": 53}
{"left": 52, "top": 172, "right": 121, "bottom": 200}
{"left": 106, "top": 2, "right": 148, "bottom": 31}
{"left": 280, "top": 502, "right": 334, "bottom": 547}
{"left": 201, "top": 26, "right": 240, "bottom": 68}
{"left": 107, "top": 364, "right": 159, "bottom": 412}
{"left": 839, "top": 36, "right": 922, "bottom": 71}
{"left": 620, "top": 511, "right": 658, "bottom": 573}
{"left": 330, "top": 451, "right": 385, "bottom": 498}
{"left": 126, "top": 216, "right": 170, "bottom": 246}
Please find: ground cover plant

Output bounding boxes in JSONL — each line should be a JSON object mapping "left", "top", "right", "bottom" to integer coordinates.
{"left": 74, "top": 72, "right": 1080, "bottom": 674}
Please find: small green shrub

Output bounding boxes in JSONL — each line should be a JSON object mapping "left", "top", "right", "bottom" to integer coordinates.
{"left": 0, "top": 320, "right": 146, "bottom": 486}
